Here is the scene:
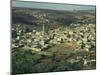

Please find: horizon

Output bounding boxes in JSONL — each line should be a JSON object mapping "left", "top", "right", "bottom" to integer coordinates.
{"left": 12, "top": 1, "right": 96, "bottom": 11}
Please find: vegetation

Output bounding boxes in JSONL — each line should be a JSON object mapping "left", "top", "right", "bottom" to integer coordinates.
{"left": 12, "top": 7, "right": 96, "bottom": 74}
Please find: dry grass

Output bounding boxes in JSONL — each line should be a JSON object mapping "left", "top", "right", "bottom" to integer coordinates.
{"left": 62, "top": 41, "right": 80, "bottom": 51}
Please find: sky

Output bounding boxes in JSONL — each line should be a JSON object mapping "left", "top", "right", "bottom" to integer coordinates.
{"left": 12, "top": 1, "right": 96, "bottom": 11}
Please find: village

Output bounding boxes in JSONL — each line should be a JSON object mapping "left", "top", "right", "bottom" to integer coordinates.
{"left": 12, "top": 23, "right": 96, "bottom": 72}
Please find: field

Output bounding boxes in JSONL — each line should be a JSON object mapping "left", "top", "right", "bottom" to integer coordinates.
{"left": 12, "top": 7, "right": 96, "bottom": 74}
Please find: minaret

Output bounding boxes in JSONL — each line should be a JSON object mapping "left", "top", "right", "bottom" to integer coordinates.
{"left": 37, "top": 13, "right": 48, "bottom": 49}
{"left": 41, "top": 14, "right": 46, "bottom": 49}
{"left": 42, "top": 23, "right": 45, "bottom": 49}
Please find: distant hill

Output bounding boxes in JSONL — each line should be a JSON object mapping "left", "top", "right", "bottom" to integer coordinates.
{"left": 12, "top": 7, "right": 95, "bottom": 31}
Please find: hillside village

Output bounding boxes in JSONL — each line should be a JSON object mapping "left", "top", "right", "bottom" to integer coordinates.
{"left": 12, "top": 7, "right": 96, "bottom": 74}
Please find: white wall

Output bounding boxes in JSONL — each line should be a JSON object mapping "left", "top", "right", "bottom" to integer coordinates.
{"left": 0, "top": 0, "right": 99, "bottom": 75}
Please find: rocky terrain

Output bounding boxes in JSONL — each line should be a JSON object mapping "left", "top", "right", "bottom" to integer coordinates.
{"left": 12, "top": 7, "right": 96, "bottom": 74}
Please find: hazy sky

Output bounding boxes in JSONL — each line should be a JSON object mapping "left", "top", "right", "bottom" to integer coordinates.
{"left": 12, "top": 1, "right": 96, "bottom": 11}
